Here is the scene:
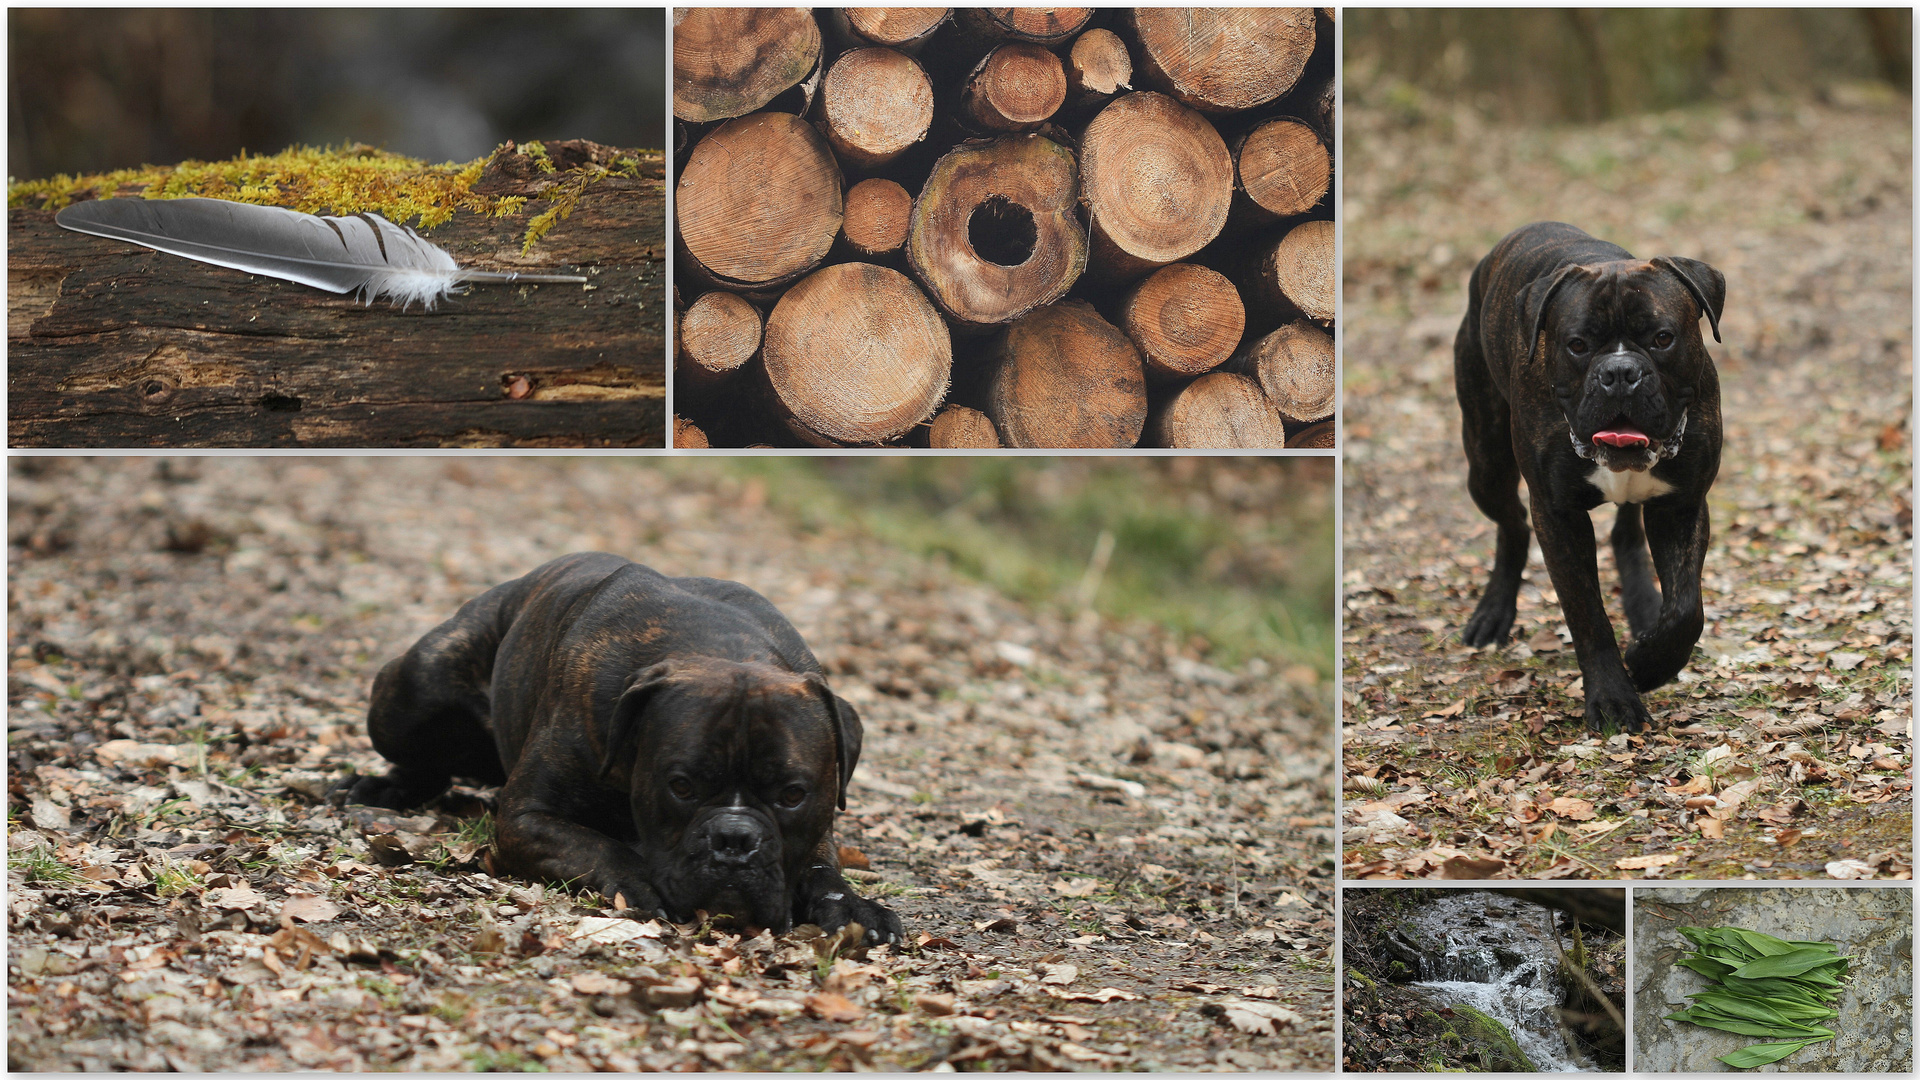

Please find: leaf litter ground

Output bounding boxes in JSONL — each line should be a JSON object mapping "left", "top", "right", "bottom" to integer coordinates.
{"left": 1341, "top": 86, "right": 1912, "bottom": 881}
{"left": 7, "top": 457, "right": 1333, "bottom": 1071}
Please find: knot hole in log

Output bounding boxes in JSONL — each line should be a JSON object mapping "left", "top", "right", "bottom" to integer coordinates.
{"left": 968, "top": 195, "right": 1037, "bottom": 267}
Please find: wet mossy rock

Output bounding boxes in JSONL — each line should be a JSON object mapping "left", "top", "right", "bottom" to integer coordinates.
{"left": 1451, "top": 1004, "right": 1538, "bottom": 1072}
{"left": 8, "top": 141, "right": 666, "bottom": 448}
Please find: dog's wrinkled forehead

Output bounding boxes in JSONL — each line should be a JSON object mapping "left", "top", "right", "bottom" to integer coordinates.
{"left": 1554, "top": 261, "right": 1668, "bottom": 329}
{"left": 659, "top": 660, "right": 830, "bottom": 750}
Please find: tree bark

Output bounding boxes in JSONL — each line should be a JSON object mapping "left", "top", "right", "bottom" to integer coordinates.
{"left": 816, "top": 47, "right": 935, "bottom": 169}
{"left": 1234, "top": 320, "right": 1334, "bottom": 423}
{"left": 673, "top": 8, "right": 823, "bottom": 123}
{"left": 1149, "top": 372, "right": 1287, "bottom": 448}
{"left": 956, "top": 8, "right": 1094, "bottom": 45}
{"left": 675, "top": 291, "right": 762, "bottom": 390}
{"left": 760, "top": 262, "right": 952, "bottom": 445}
{"left": 906, "top": 135, "right": 1086, "bottom": 325}
{"left": 1064, "top": 28, "right": 1133, "bottom": 115}
{"left": 1120, "top": 263, "right": 1245, "bottom": 380}
{"left": 833, "top": 8, "right": 950, "bottom": 53}
{"left": 842, "top": 178, "right": 914, "bottom": 256}
{"left": 984, "top": 299, "right": 1147, "bottom": 448}
{"left": 677, "top": 113, "right": 844, "bottom": 292}
{"left": 1234, "top": 116, "right": 1331, "bottom": 219}
{"left": 960, "top": 43, "right": 1067, "bottom": 132}
{"left": 1257, "top": 218, "right": 1336, "bottom": 322}
{"left": 927, "top": 403, "right": 1002, "bottom": 447}
{"left": 1081, "top": 92, "right": 1233, "bottom": 280}
{"left": 9, "top": 143, "right": 664, "bottom": 449}
{"left": 1129, "top": 8, "right": 1317, "bottom": 113}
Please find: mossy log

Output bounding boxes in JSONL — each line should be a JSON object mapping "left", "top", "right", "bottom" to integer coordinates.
{"left": 7, "top": 142, "right": 665, "bottom": 448}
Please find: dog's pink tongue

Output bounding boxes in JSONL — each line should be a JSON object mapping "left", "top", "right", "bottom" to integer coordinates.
{"left": 1593, "top": 423, "right": 1650, "bottom": 449}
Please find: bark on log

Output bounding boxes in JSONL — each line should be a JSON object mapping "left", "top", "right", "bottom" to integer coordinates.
{"left": 1235, "top": 320, "right": 1334, "bottom": 423}
{"left": 674, "top": 8, "right": 823, "bottom": 123}
{"left": 673, "top": 415, "right": 711, "bottom": 448}
{"left": 675, "top": 291, "right": 762, "bottom": 389}
{"left": 1257, "top": 218, "right": 1336, "bottom": 323}
{"left": 984, "top": 299, "right": 1146, "bottom": 448}
{"left": 1149, "top": 371, "right": 1287, "bottom": 448}
{"left": 816, "top": 47, "right": 935, "bottom": 169}
{"left": 956, "top": 8, "right": 1094, "bottom": 45}
{"left": 960, "top": 43, "right": 1067, "bottom": 132}
{"left": 842, "top": 178, "right": 914, "bottom": 256}
{"left": 1120, "top": 263, "right": 1245, "bottom": 380}
{"left": 1286, "top": 419, "right": 1334, "bottom": 448}
{"left": 761, "top": 262, "right": 952, "bottom": 445}
{"left": 1064, "top": 28, "right": 1133, "bottom": 114}
{"left": 1081, "top": 92, "right": 1233, "bottom": 280}
{"left": 677, "top": 113, "right": 844, "bottom": 291}
{"left": 834, "top": 8, "right": 951, "bottom": 52}
{"left": 1129, "top": 8, "right": 1317, "bottom": 113}
{"left": 927, "top": 403, "right": 1002, "bottom": 447}
{"left": 1234, "top": 116, "right": 1331, "bottom": 219}
{"left": 906, "top": 135, "right": 1086, "bottom": 325}
{"left": 9, "top": 144, "right": 664, "bottom": 449}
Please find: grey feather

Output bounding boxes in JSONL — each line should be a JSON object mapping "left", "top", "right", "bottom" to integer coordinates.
{"left": 55, "top": 196, "right": 586, "bottom": 311}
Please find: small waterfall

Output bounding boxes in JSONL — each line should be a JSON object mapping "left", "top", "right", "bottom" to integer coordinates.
{"left": 1402, "top": 894, "right": 1591, "bottom": 1072}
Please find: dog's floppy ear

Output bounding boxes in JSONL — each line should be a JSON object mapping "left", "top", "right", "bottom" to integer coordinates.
{"left": 601, "top": 661, "right": 680, "bottom": 783}
{"left": 1651, "top": 256, "right": 1725, "bottom": 344}
{"left": 805, "top": 673, "right": 863, "bottom": 811}
{"left": 1517, "top": 264, "right": 1587, "bottom": 364}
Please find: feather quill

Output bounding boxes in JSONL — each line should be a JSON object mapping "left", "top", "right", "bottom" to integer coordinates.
{"left": 55, "top": 196, "right": 586, "bottom": 310}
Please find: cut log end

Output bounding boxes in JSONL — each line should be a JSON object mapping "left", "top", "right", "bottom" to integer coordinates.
{"left": 678, "top": 112, "right": 843, "bottom": 290}
{"left": 1263, "top": 218, "right": 1336, "bottom": 322}
{"left": 673, "top": 415, "right": 711, "bottom": 448}
{"left": 986, "top": 300, "right": 1147, "bottom": 448}
{"left": 1238, "top": 117, "right": 1331, "bottom": 218}
{"left": 676, "top": 291, "right": 763, "bottom": 382}
{"left": 1122, "top": 263, "right": 1246, "bottom": 379}
{"left": 820, "top": 47, "right": 934, "bottom": 169}
{"left": 907, "top": 136, "right": 1087, "bottom": 325}
{"left": 963, "top": 43, "right": 1067, "bottom": 131}
{"left": 843, "top": 178, "right": 914, "bottom": 255}
{"left": 927, "top": 404, "right": 1002, "bottom": 448}
{"left": 1151, "top": 372, "right": 1287, "bottom": 448}
{"left": 762, "top": 262, "right": 952, "bottom": 445}
{"left": 964, "top": 7, "right": 1094, "bottom": 44}
{"left": 1240, "top": 320, "right": 1334, "bottom": 424}
{"left": 1287, "top": 419, "right": 1335, "bottom": 449}
{"left": 844, "top": 7, "right": 951, "bottom": 47}
{"left": 674, "top": 8, "right": 823, "bottom": 123}
{"left": 1131, "top": 8, "right": 1317, "bottom": 113}
{"left": 1082, "top": 92, "right": 1233, "bottom": 278}
{"left": 1067, "top": 28, "right": 1132, "bottom": 97}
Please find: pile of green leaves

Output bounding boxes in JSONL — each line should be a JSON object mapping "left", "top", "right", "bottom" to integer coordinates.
{"left": 1664, "top": 926, "right": 1850, "bottom": 1069}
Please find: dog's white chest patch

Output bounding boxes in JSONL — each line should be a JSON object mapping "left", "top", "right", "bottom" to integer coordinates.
{"left": 1587, "top": 466, "right": 1674, "bottom": 504}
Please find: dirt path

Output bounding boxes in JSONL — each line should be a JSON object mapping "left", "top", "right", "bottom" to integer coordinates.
{"left": 1341, "top": 89, "right": 1913, "bottom": 880}
{"left": 7, "top": 457, "right": 1333, "bottom": 1071}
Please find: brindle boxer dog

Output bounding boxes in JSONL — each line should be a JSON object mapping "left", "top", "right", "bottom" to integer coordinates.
{"left": 342, "top": 552, "right": 901, "bottom": 944}
{"left": 1455, "top": 222, "right": 1725, "bottom": 733}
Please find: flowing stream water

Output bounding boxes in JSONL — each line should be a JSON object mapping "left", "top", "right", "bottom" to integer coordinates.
{"left": 1399, "top": 891, "right": 1590, "bottom": 1072}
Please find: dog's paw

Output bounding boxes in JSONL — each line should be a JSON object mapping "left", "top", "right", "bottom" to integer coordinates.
{"left": 333, "top": 769, "right": 447, "bottom": 811}
{"left": 806, "top": 891, "right": 903, "bottom": 947}
{"left": 1584, "top": 684, "right": 1650, "bottom": 735}
{"left": 1459, "top": 606, "right": 1516, "bottom": 649}
{"left": 593, "top": 877, "right": 669, "bottom": 922}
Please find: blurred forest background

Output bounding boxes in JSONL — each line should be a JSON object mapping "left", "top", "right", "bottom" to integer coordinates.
{"left": 8, "top": 8, "right": 665, "bottom": 179}
{"left": 1346, "top": 8, "right": 1909, "bottom": 123}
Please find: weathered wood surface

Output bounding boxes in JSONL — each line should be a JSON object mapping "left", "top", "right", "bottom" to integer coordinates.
{"left": 8, "top": 144, "right": 666, "bottom": 448}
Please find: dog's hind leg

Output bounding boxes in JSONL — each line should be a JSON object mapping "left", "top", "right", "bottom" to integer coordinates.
{"left": 1610, "top": 503, "right": 1661, "bottom": 640}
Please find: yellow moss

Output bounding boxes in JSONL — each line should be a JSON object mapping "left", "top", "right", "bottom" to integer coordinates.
{"left": 8, "top": 141, "right": 630, "bottom": 252}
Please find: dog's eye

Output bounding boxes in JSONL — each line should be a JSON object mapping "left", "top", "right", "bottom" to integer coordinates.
{"left": 1654, "top": 330, "right": 1675, "bottom": 349}
{"left": 668, "top": 778, "right": 695, "bottom": 800}
{"left": 1567, "top": 337, "right": 1589, "bottom": 355}
{"left": 777, "top": 785, "right": 807, "bottom": 808}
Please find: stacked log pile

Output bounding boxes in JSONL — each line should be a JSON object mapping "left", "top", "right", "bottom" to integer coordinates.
{"left": 672, "top": 7, "right": 1336, "bottom": 448}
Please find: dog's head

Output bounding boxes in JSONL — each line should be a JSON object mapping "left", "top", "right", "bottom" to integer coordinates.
{"left": 1519, "top": 255, "right": 1724, "bottom": 471}
{"left": 596, "top": 656, "right": 861, "bottom": 931}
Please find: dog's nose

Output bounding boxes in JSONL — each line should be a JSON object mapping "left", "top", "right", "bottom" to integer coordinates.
{"left": 1594, "top": 352, "right": 1645, "bottom": 394}
{"left": 708, "top": 815, "right": 762, "bottom": 864}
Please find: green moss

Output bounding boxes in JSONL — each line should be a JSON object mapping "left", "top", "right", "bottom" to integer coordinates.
{"left": 1448, "top": 1004, "right": 1536, "bottom": 1072}
{"left": 8, "top": 141, "right": 622, "bottom": 252}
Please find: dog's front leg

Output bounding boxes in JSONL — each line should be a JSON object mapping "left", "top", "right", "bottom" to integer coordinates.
{"left": 1624, "top": 498, "right": 1711, "bottom": 691}
{"left": 492, "top": 752, "right": 666, "bottom": 918}
{"left": 1530, "top": 497, "right": 1651, "bottom": 734}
